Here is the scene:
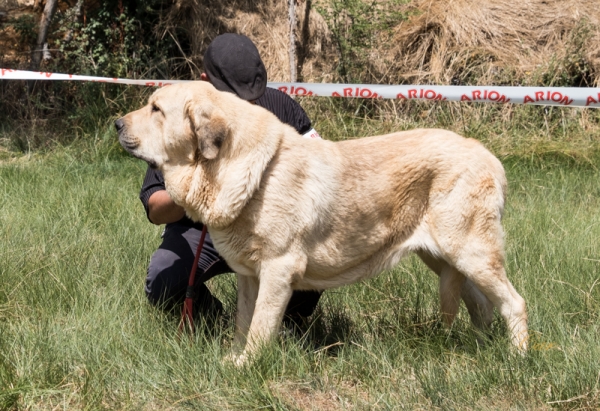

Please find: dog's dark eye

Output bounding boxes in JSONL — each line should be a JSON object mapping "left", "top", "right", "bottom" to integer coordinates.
{"left": 151, "top": 104, "right": 161, "bottom": 113}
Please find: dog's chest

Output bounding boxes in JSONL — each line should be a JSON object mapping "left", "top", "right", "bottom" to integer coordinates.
{"left": 209, "top": 228, "right": 258, "bottom": 277}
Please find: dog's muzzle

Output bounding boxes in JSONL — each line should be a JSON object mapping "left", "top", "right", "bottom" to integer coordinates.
{"left": 115, "top": 118, "right": 158, "bottom": 169}
{"left": 115, "top": 118, "right": 137, "bottom": 151}
{"left": 114, "top": 118, "right": 126, "bottom": 133}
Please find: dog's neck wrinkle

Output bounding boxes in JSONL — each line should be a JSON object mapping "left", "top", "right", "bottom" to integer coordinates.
{"left": 160, "top": 136, "right": 280, "bottom": 229}
{"left": 209, "top": 128, "right": 282, "bottom": 228}
{"left": 165, "top": 107, "right": 286, "bottom": 229}
{"left": 193, "top": 121, "right": 283, "bottom": 229}
{"left": 182, "top": 161, "right": 218, "bottom": 224}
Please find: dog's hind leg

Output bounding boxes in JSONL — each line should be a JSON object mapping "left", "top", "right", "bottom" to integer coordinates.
{"left": 438, "top": 265, "right": 466, "bottom": 326}
{"left": 418, "top": 251, "right": 491, "bottom": 328}
{"left": 460, "top": 278, "right": 494, "bottom": 330}
{"left": 453, "top": 244, "right": 528, "bottom": 351}
{"left": 435, "top": 168, "right": 526, "bottom": 350}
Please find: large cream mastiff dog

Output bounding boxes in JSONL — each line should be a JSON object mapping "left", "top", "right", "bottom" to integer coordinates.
{"left": 116, "top": 81, "right": 528, "bottom": 364}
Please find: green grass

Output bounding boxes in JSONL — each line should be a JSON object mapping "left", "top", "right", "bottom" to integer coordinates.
{"left": 1, "top": 131, "right": 599, "bottom": 409}
{"left": 300, "top": 98, "right": 600, "bottom": 162}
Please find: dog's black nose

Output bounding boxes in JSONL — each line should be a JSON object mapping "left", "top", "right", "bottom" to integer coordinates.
{"left": 115, "top": 118, "right": 125, "bottom": 132}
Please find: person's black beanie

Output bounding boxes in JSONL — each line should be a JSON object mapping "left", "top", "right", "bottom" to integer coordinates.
{"left": 203, "top": 33, "right": 268, "bottom": 101}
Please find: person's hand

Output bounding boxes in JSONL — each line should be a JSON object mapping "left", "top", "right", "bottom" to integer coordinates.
{"left": 148, "top": 190, "right": 186, "bottom": 225}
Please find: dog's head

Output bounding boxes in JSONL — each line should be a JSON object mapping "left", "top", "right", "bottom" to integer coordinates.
{"left": 115, "top": 81, "right": 284, "bottom": 227}
{"left": 115, "top": 81, "right": 231, "bottom": 171}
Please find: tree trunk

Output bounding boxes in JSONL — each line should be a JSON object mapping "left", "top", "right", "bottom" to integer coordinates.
{"left": 288, "top": 0, "right": 297, "bottom": 84}
{"left": 29, "top": 0, "right": 58, "bottom": 92}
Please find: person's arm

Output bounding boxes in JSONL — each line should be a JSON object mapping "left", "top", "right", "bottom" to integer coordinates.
{"left": 147, "top": 190, "right": 186, "bottom": 225}
{"left": 139, "top": 166, "right": 185, "bottom": 225}
{"left": 291, "top": 99, "right": 321, "bottom": 139}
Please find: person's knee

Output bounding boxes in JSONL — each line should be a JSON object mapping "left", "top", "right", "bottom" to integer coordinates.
{"left": 145, "top": 249, "right": 187, "bottom": 307}
{"left": 145, "top": 271, "right": 168, "bottom": 306}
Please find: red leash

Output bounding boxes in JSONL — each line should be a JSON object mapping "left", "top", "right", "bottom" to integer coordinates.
{"left": 178, "top": 225, "right": 208, "bottom": 335}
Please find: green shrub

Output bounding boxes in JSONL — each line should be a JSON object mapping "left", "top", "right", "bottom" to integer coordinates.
{"left": 315, "top": 0, "right": 409, "bottom": 83}
{"left": 0, "top": 0, "right": 180, "bottom": 150}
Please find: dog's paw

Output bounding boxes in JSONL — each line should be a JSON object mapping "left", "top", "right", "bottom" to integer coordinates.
{"left": 512, "top": 329, "right": 529, "bottom": 355}
{"left": 223, "top": 351, "right": 249, "bottom": 367}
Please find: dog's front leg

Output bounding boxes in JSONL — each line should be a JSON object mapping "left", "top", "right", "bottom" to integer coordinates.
{"left": 242, "top": 276, "right": 293, "bottom": 362}
{"left": 232, "top": 274, "right": 259, "bottom": 354}
{"left": 230, "top": 255, "right": 306, "bottom": 366}
{"left": 235, "top": 257, "right": 304, "bottom": 365}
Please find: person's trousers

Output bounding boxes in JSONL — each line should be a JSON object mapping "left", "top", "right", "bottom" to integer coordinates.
{"left": 145, "top": 223, "right": 321, "bottom": 319}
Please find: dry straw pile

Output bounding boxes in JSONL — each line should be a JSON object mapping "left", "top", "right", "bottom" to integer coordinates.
{"left": 373, "top": 0, "right": 600, "bottom": 86}
{"left": 163, "top": 0, "right": 337, "bottom": 83}
{"left": 167, "top": 0, "right": 600, "bottom": 87}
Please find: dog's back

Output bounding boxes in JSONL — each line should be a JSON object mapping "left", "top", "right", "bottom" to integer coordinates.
{"left": 225, "top": 129, "right": 506, "bottom": 287}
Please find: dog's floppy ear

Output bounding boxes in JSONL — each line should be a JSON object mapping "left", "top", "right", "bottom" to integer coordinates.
{"left": 186, "top": 101, "right": 229, "bottom": 160}
{"left": 199, "top": 115, "right": 228, "bottom": 160}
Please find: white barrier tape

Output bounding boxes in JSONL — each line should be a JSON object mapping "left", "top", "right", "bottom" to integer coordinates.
{"left": 271, "top": 83, "right": 600, "bottom": 108}
{"left": 3, "top": 68, "right": 600, "bottom": 108}
{"left": 0, "top": 68, "right": 187, "bottom": 87}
